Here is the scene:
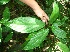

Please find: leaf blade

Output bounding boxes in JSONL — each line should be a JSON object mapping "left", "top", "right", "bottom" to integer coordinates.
{"left": 49, "top": 2, "right": 59, "bottom": 24}
{"left": 0, "top": 24, "right": 2, "bottom": 42}
{"left": 54, "top": 16, "right": 68, "bottom": 26}
{"left": 6, "top": 17, "right": 45, "bottom": 33}
{"left": 56, "top": 42, "right": 70, "bottom": 52}
{"left": 52, "top": 23, "right": 66, "bottom": 39}
{"left": 0, "top": 0, "right": 10, "bottom": 5}
{"left": 4, "top": 32, "right": 13, "bottom": 42}
{"left": 23, "top": 28, "right": 49, "bottom": 50}
{"left": 2, "top": 7, "right": 10, "bottom": 22}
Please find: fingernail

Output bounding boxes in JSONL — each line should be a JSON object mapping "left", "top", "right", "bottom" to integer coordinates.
{"left": 42, "top": 20, "right": 45, "bottom": 22}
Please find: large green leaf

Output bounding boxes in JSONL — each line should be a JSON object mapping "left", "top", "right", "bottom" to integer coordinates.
{"left": 4, "top": 32, "right": 13, "bottom": 42}
{"left": 2, "top": 7, "right": 10, "bottom": 23}
{"left": 49, "top": 2, "right": 59, "bottom": 24}
{"left": 0, "top": 24, "right": 2, "bottom": 42}
{"left": 56, "top": 42, "right": 70, "bottom": 52}
{"left": 22, "top": 28, "right": 49, "bottom": 50}
{"left": 52, "top": 23, "right": 66, "bottom": 39}
{"left": 0, "top": 0, "right": 10, "bottom": 5}
{"left": 6, "top": 17, "right": 45, "bottom": 33}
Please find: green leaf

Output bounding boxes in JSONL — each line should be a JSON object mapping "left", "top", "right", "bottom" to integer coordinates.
{"left": 49, "top": 2, "right": 59, "bottom": 24}
{"left": 6, "top": 17, "right": 45, "bottom": 33}
{"left": 69, "top": 46, "right": 70, "bottom": 51}
{"left": 23, "top": 28, "right": 49, "bottom": 50}
{"left": 58, "top": 38, "right": 69, "bottom": 44}
{"left": 0, "top": 0, "right": 10, "bottom": 5}
{"left": 4, "top": 32, "right": 13, "bottom": 42}
{"left": 54, "top": 19, "right": 62, "bottom": 26}
{"left": 65, "top": 0, "right": 69, "bottom": 2}
{"left": 52, "top": 23, "right": 66, "bottom": 39}
{"left": 56, "top": 42, "right": 70, "bottom": 52}
{"left": 0, "top": 24, "right": 2, "bottom": 41}
{"left": 61, "top": 16, "right": 68, "bottom": 25}
{"left": 2, "top": 26, "right": 11, "bottom": 32}
{"left": 2, "top": 7, "right": 10, "bottom": 23}
{"left": 54, "top": 16, "right": 68, "bottom": 26}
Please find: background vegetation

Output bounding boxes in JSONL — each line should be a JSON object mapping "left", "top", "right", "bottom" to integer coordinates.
{"left": 0, "top": 0, "right": 70, "bottom": 52}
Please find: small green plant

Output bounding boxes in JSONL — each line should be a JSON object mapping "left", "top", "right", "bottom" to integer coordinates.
{"left": 0, "top": 0, "right": 70, "bottom": 52}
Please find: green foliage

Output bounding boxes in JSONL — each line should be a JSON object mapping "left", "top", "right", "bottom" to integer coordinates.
{"left": 6, "top": 17, "right": 45, "bottom": 33}
{"left": 15, "top": 0, "right": 25, "bottom": 6}
{"left": 61, "top": 16, "right": 68, "bottom": 24}
{"left": 55, "top": 16, "right": 68, "bottom": 26}
{"left": 0, "top": 0, "right": 10, "bottom": 5}
{"left": 2, "top": 7, "right": 10, "bottom": 23}
{"left": 23, "top": 28, "right": 49, "bottom": 50}
{"left": 4, "top": 32, "right": 13, "bottom": 42}
{"left": 49, "top": 2, "right": 59, "bottom": 24}
{"left": 0, "top": 0, "right": 70, "bottom": 52}
{"left": 56, "top": 42, "right": 70, "bottom": 52}
{"left": 2, "top": 26, "right": 11, "bottom": 32}
{"left": 0, "top": 24, "right": 2, "bottom": 39}
{"left": 52, "top": 23, "right": 66, "bottom": 39}
{"left": 65, "top": 0, "right": 69, "bottom": 2}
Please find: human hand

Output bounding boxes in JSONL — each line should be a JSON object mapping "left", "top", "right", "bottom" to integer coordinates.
{"left": 33, "top": 9, "right": 49, "bottom": 24}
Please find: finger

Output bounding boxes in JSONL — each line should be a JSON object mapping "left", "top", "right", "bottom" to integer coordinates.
{"left": 41, "top": 16, "right": 46, "bottom": 22}
{"left": 43, "top": 16, "right": 48, "bottom": 25}
{"left": 45, "top": 14, "right": 49, "bottom": 21}
{"left": 45, "top": 20, "right": 48, "bottom": 25}
{"left": 41, "top": 16, "right": 48, "bottom": 25}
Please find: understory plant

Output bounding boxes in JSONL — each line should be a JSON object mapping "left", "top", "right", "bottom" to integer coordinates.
{"left": 0, "top": 0, "right": 70, "bottom": 52}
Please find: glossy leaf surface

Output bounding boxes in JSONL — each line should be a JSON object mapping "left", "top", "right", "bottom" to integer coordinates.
{"left": 0, "top": 24, "right": 2, "bottom": 40}
{"left": 56, "top": 42, "right": 69, "bottom": 52}
{"left": 23, "top": 28, "right": 49, "bottom": 50}
{"left": 52, "top": 23, "right": 66, "bottom": 39}
{"left": 4, "top": 32, "right": 13, "bottom": 42}
{"left": 2, "top": 7, "right": 10, "bottom": 22}
{"left": 49, "top": 2, "right": 59, "bottom": 24}
{"left": 0, "top": 0, "right": 10, "bottom": 5}
{"left": 6, "top": 17, "right": 45, "bottom": 33}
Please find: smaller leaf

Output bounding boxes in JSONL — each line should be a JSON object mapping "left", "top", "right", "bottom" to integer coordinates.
{"left": 0, "top": 24, "right": 2, "bottom": 41}
{"left": 0, "top": 0, "right": 10, "bottom": 5}
{"left": 23, "top": 28, "right": 49, "bottom": 50}
{"left": 4, "top": 32, "right": 13, "bottom": 42}
{"left": 56, "top": 42, "right": 70, "bottom": 52}
{"left": 49, "top": 2, "right": 59, "bottom": 24}
{"left": 52, "top": 23, "right": 66, "bottom": 39}
{"left": 54, "top": 16, "right": 68, "bottom": 26}
{"left": 61, "top": 16, "right": 68, "bottom": 25}
{"left": 2, "top": 7, "right": 10, "bottom": 22}
{"left": 2, "top": 26, "right": 11, "bottom": 32}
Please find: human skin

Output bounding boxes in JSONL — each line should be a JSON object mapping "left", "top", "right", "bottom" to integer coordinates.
{"left": 20, "top": 0, "right": 49, "bottom": 24}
